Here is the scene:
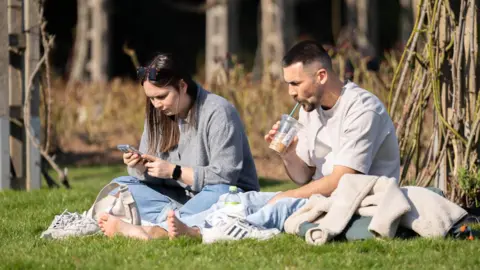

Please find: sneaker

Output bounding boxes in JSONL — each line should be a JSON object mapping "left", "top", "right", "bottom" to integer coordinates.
{"left": 202, "top": 212, "right": 280, "bottom": 244}
{"left": 40, "top": 211, "right": 100, "bottom": 239}
{"left": 42, "top": 210, "right": 83, "bottom": 231}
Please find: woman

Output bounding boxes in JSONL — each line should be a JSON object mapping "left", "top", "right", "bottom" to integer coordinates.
{"left": 103, "top": 53, "right": 259, "bottom": 230}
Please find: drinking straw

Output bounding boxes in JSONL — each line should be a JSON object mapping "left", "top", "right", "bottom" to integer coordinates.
{"left": 289, "top": 102, "right": 300, "bottom": 117}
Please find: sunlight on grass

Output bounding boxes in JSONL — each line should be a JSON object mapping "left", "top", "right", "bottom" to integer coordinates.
{"left": 0, "top": 166, "right": 479, "bottom": 269}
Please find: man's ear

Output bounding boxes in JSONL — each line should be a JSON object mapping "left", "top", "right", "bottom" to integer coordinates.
{"left": 315, "top": 69, "right": 328, "bottom": 85}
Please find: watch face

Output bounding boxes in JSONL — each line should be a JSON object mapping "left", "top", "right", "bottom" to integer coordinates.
{"left": 173, "top": 165, "right": 182, "bottom": 179}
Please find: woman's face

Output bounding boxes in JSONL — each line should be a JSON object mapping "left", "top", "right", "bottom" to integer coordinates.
{"left": 143, "top": 80, "right": 190, "bottom": 117}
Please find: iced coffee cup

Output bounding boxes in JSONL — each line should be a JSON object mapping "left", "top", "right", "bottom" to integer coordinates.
{"left": 269, "top": 114, "right": 303, "bottom": 155}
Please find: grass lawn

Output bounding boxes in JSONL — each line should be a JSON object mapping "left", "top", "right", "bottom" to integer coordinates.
{"left": 1, "top": 165, "right": 480, "bottom": 269}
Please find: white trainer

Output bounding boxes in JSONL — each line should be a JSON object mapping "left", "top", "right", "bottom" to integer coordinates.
{"left": 40, "top": 210, "right": 100, "bottom": 239}
{"left": 202, "top": 212, "right": 280, "bottom": 244}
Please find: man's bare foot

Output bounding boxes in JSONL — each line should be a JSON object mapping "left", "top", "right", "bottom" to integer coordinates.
{"left": 98, "top": 213, "right": 150, "bottom": 240}
{"left": 166, "top": 210, "right": 201, "bottom": 240}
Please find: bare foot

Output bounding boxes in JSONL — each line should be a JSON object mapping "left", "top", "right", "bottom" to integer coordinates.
{"left": 98, "top": 213, "right": 150, "bottom": 240}
{"left": 166, "top": 210, "right": 201, "bottom": 240}
{"left": 143, "top": 226, "right": 169, "bottom": 239}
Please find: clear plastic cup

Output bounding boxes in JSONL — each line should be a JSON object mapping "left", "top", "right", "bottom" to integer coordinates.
{"left": 269, "top": 114, "right": 303, "bottom": 155}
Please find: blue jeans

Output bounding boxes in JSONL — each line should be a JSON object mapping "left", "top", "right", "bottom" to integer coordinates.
{"left": 111, "top": 176, "right": 233, "bottom": 224}
{"left": 177, "top": 191, "right": 307, "bottom": 232}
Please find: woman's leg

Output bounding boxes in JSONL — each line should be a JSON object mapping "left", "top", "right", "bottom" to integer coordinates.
{"left": 111, "top": 176, "right": 185, "bottom": 224}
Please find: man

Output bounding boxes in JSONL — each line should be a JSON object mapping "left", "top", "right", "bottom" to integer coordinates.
{"left": 265, "top": 39, "right": 399, "bottom": 205}
{"left": 98, "top": 40, "right": 400, "bottom": 241}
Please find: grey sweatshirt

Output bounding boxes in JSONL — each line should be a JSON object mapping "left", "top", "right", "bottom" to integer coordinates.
{"left": 128, "top": 85, "right": 260, "bottom": 193}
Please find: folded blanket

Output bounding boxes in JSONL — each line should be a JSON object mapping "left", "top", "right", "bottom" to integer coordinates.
{"left": 284, "top": 174, "right": 467, "bottom": 245}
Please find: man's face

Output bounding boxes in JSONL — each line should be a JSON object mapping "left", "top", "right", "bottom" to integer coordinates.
{"left": 283, "top": 62, "right": 327, "bottom": 112}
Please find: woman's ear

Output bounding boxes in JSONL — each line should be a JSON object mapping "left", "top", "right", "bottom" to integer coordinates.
{"left": 179, "top": 79, "right": 188, "bottom": 94}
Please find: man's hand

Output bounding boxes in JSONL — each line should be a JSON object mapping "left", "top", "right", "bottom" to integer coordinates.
{"left": 264, "top": 121, "right": 298, "bottom": 158}
{"left": 142, "top": 154, "right": 175, "bottom": 179}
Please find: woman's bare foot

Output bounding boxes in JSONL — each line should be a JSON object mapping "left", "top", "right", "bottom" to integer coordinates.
{"left": 143, "top": 226, "right": 169, "bottom": 239}
{"left": 166, "top": 210, "right": 201, "bottom": 239}
{"left": 98, "top": 213, "right": 151, "bottom": 240}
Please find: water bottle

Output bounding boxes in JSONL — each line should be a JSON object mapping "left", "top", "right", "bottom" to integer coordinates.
{"left": 223, "top": 186, "right": 245, "bottom": 218}
{"left": 224, "top": 186, "right": 241, "bottom": 206}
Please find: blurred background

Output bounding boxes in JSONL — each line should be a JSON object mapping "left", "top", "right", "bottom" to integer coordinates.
{"left": 3, "top": 0, "right": 479, "bottom": 205}
{"left": 44, "top": 0, "right": 408, "bottom": 79}
{"left": 40, "top": 0, "right": 417, "bottom": 180}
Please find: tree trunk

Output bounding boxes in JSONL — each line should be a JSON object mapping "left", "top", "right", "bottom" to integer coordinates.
{"left": 68, "top": 0, "right": 88, "bottom": 84}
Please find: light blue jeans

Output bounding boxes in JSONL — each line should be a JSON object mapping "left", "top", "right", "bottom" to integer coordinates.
{"left": 177, "top": 191, "right": 307, "bottom": 232}
{"left": 111, "top": 176, "right": 234, "bottom": 225}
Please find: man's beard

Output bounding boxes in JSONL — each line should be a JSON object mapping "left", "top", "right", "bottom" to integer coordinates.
{"left": 301, "top": 93, "right": 321, "bottom": 112}
{"left": 302, "top": 102, "right": 316, "bottom": 112}
{"left": 298, "top": 84, "right": 324, "bottom": 112}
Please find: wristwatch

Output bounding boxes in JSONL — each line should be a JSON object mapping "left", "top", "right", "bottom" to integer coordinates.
{"left": 172, "top": 164, "right": 182, "bottom": 180}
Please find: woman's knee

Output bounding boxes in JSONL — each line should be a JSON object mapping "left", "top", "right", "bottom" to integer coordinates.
{"left": 111, "top": 175, "right": 139, "bottom": 185}
{"left": 202, "top": 184, "right": 242, "bottom": 194}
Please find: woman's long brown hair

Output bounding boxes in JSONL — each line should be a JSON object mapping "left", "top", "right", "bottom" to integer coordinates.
{"left": 141, "top": 53, "right": 198, "bottom": 154}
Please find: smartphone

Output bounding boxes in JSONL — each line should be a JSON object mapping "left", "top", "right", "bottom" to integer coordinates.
{"left": 117, "top": 144, "right": 144, "bottom": 156}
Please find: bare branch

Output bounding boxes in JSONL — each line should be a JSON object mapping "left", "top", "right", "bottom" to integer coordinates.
{"left": 22, "top": 0, "right": 69, "bottom": 188}
{"left": 38, "top": 7, "right": 54, "bottom": 153}
{"left": 388, "top": 0, "right": 427, "bottom": 117}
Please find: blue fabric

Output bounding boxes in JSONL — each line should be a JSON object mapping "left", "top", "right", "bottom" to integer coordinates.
{"left": 111, "top": 176, "right": 232, "bottom": 224}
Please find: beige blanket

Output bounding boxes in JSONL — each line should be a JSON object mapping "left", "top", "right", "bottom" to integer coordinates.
{"left": 284, "top": 174, "right": 467, "bottom": 245}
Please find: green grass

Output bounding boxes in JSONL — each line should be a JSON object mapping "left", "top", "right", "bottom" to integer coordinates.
{"left": 1, "top": 165, "right": 480, "bottom": 269}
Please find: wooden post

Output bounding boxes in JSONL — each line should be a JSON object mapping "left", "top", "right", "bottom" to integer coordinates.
{"left": 0, "top": 0, "right": 10, "bottom": 190}
{"left": 69, "top": 0, "right": 89, "bottom": 83}
{"left": 356, "top": 0, "right": 378, "bottom": 57}
{"left": 205, "top": 0, "right": 239, "bottom": 85}
{"left": 345, "top": 0, "right": 356, "bottom": 29}
{"left": 87, "top": 0, "right": 109, "bottom": 82}
{"left": 331, "top": 0, "right": 342, "bottom": 42}
{"left": 344, "top": 0, "right": 378, "bottom": 57}
{"left": 8, "top": 0, "right": 25, "bottom": 189}
{"left": 260, "top": 0, "right": 296, "bottom": 83}
{"left": 24, "top": 0, "right": 41, "bottom": 190}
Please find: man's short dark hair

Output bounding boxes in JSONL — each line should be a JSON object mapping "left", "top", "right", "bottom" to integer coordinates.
{"left": 282, "top": 40, "right": 333, "bottom": 71}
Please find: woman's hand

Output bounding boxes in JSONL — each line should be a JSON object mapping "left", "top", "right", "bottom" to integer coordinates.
{"left": 123, "top": 152, "right": 142, "bottom": 167}
{"left": 142, "top": 154, "right": 175, "bottom": 179}
{"left": 123, "top": 152, "right": 146, "bottom": 173}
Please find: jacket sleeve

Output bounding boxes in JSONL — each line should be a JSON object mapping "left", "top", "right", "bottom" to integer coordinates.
{"left": 192, "top": 107, "right": 244, "bottom": 192}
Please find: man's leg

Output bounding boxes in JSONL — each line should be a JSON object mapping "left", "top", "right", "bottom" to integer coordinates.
{"left": 153, "top": 184, "right": 231, "bottom": 231}
{"left": 245, "top": 197, "right": 307, "bottom": 231}
{"left": 174, "top": 191, "right": 278, "bottom": 229}
{"left": 165, "top": 191, "right": 279, "bottom": 238}
{"left": 111, "top": 176, "right": 184, "bottom": 224}
{"left": 177, "top": 184, "right": 232, "bottom": 217}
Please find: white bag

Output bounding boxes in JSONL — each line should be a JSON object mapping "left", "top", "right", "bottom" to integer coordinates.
{"left": 86, "top": 182, "right": 141, "bottom": 225}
